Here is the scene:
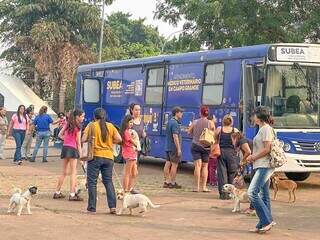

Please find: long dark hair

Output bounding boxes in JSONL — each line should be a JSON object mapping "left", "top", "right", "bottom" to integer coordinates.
{"left": 16, "top": 105, "right": 27, "bottom": 124}
{"left": 67, "top": 109, "right": 84, "bottom": 134}
{"left": 39, "top": 106, "right": 48, "bottom": 115}
{"left": 129, "top": 103, "right": 140, "bottom": 116}
{"left": 120, "top": 115, "right": 133, "bottom": 141}
{"left": 254, "top": 106, "right": 274, "bottom": 125}
{"left": 94, "top": 108, "right": 108, "bottom": 142}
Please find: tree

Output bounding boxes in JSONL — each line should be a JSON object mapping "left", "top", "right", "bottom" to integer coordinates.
{"left": 102, "top": 12, "right": 164, "bottom": 61}
{"left": 155, "top": 0, "right": 320, "bottom": 50}
{"left": 0, "top": 0, "right": 114, "bottom": 112}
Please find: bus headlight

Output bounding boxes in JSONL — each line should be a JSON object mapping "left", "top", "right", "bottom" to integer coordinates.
{"left": 283, "top": 143, "right": 291, "bottom": 152}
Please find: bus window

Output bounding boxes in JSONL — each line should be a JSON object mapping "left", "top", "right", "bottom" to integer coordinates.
{"left": 145, "top": 68, "right": 164, "bottom": 105}
{"left": 83, "top": 79, "right": 100, "bottom": 103}
{"left": 202, "top": 63, "right": 224, "bottom": 105}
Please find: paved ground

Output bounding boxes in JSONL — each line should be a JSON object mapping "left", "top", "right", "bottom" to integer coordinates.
{"left": 1, "top": 142, "right": 320, "bottom": 240}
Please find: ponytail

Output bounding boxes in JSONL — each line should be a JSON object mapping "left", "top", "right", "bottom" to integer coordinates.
{"left": 94, "top": 108, "right": 108, "bottom": 142}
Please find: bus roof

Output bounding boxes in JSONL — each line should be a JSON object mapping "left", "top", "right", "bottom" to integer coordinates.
{"left": 77, "top": 44, "right": 274, "bottom": 73}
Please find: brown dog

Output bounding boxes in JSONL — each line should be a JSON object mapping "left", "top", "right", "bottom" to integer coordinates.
{"left": 271, "top": 175, "right": 297, "bottom": 203}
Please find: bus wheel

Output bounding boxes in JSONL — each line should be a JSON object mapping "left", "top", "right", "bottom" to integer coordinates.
{"left": 113, "top": 144, "right": 123, "bottom": 163}
{"left": 285, "top": 172, "right": 311, "bottom": 181}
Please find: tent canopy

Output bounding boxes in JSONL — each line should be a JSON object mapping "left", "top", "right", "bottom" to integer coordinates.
{"left": 0, "top": 73, "right": 56, "bottom": 115}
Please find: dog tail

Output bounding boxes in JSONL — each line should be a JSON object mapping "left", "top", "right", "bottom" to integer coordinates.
{"left": 12, "top": 187, "right": 22, "bottom": 194}
{"left": 147, "top": 198, "right": 160, "bottom": 208}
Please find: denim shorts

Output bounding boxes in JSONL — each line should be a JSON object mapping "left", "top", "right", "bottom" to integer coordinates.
{"left": 191, "top": 143, "right": 210, "bottom": 163}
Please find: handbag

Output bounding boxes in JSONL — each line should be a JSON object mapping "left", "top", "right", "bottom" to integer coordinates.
{"left": 199, "top": 121, "right": 215, "bottom": 147}
{"left": 140, "top": 136, "right": 151, "bottom": 156}
{"left": 80, "top": 122, "right": 95, "bottom": 161}
{"left": 269, "top": 128, "right": 287, "bottom": 168}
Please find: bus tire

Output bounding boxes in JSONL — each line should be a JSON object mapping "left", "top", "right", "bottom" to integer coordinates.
{"left": 285, "top": 172, "right": 311, "bottom": 181}
{"left": 113, "top": 144, "right": 123, "bottom": 164}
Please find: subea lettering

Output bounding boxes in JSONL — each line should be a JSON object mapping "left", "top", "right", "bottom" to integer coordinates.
{"left": 281, "top": 48, "right": 305, "bottom": 55}
{"left": 107, "top": 80, "right": 122, "bottom": 90}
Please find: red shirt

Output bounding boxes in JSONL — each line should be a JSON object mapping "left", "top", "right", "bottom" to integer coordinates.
{"left": 122, "top": 129, "right": 137, "bottom": 160}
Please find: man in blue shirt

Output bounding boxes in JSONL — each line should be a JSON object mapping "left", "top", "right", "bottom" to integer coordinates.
{"left": 163, "top": 107, "right": 183, "bottom": 189}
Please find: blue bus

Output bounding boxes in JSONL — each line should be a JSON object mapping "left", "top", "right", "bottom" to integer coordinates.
{"left": 75, "top": 43, "right": 320, "bottom": 181}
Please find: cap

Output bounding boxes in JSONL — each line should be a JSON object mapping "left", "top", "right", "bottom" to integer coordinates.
{"left": 172, "top": 106, "right": 184, "bottom": 116}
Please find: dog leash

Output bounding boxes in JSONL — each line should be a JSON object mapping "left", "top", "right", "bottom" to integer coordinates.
{"left": 112, "top": 167, "right": 124, "bottom": 191}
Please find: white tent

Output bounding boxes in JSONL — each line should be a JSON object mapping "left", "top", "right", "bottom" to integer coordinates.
{"left": 0, "top": 72, "right": 56, "bottom": 116}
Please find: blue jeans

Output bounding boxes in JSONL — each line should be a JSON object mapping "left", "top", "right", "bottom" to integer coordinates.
{"left": 12, "top": 129, "right": 26, "bottom": 161}
{"left": 87, "top": 157, "right": 116, "bottom": 212}
{"left": 31, "top": 131, "right": 51, "bottom": 161}
{"left": 248, "top": 168, "right": 275, "bottom": 229}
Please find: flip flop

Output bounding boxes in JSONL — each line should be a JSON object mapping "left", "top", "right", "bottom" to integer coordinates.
{"left": 202, "top": 189, "right": 211, "bottom": 193}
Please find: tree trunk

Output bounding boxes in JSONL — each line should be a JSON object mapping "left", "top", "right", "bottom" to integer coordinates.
{"left": 58, "top": 77, "right": 67, "bottom": 113}
{"left": 51, "top": 72, "right": 60, "bottom": 113}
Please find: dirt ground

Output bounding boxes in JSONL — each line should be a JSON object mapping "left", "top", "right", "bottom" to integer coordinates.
{"left": 1, "top": 144, "right": 320, "bottom": 240}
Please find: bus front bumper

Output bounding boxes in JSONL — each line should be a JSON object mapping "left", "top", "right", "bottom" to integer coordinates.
{"left": 276, "top": 153, "right": 320, "bottom": 172}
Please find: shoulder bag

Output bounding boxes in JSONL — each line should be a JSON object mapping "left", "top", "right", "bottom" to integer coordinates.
{"left": 269, "top": 128, "right": 287, "bottom": 168}
{"left": 80, "top": 122, "right": 95, "bottom": 161}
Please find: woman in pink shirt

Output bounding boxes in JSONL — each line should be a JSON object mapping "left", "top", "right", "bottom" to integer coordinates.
{"left": 7, "top": 105, "right": 29, "bottom": 165}
{"left": 120, "top": 115, "right": 139, "bottom": 193}
{"left": 53, "top": 109, "right": 85, "bottom": 201}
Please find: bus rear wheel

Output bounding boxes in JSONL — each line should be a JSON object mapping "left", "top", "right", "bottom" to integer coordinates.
{"left": 285, "top": 172, "right": 311, "bottom": 181}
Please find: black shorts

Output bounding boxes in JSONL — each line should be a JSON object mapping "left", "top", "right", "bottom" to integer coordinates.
{"left": 166, "top": 151, "right": 181, "bottom": 164}
{"left": 191, "top": 143, "right": 210, "bottom": 163}
{"left": 61, "top": 146, "right": 80, "bottom": 159}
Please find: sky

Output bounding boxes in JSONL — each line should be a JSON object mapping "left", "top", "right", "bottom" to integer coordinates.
{"left": 106, "top": 0, "right": 184, "bottom": 38}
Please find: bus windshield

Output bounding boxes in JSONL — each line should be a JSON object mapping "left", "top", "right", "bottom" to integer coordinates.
{"left": 265, "top": 65, "right": 320, "bottom": 128}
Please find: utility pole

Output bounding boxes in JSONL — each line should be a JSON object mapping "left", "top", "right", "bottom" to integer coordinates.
{"left": 98, "top": 1, "right": 105, "bottom": 63}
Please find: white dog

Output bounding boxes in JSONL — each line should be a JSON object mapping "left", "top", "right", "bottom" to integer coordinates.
{"left": 8, "top": 186, "right": 38, "bottom": 216}
{"left": 223, "top": 184, "right": 250, "bottom": 213}
{"left": 129, "top": 129, "right": 141, "bottom": 152}
{"left": 116, "top": 190, "right": 160, "bottom": 215}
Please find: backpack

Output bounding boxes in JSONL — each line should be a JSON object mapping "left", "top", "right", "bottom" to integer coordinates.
{"left": 269, "top": 128, "right": 287, "bottom": 168}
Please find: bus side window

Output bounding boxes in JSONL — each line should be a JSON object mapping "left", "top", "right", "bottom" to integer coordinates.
{"left": 203, "top": 63, "right": 224, "bottom": 105}
{"left": 145, "top": 68, "right": 165, "bottom": 105}
{"left": 83, "top": 79, "right": 100, "bottom": 103}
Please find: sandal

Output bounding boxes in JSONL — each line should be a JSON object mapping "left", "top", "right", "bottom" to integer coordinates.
{"left": 202, "top": 189, "right": 211, "bottom": 193}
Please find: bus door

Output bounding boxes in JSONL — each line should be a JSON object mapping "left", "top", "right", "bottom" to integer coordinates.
{"left": 242, "top": 58, "right": 266, "bottom": 139}
{"left": 81, "top": 76, "right": 103, "bottom": 124}
{"left": 143, "top": 66, "right": 167, "bottom": 158}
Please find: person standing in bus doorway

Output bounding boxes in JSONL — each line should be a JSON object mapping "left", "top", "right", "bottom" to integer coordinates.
{"left": 163, "top": 107, "right": 183, "bottom": 189}
{"left": 188, "top": 106, "right": 215, "bottom": 192}
{"left": 30, "top": 106, "right": 53, "bottom": 163}
{"left": 246, "top": 106, "right": 275, "bottom": 233}
{"left": 0, "top": 107, "right": 8, "bottom": 160}
{"left": 7, "top": 105, "right": 28, "bottom": 165}
{"left": 216, "top": 114, "right": 240, "bottom": 199}
{"left": 54, "top": 109, "right": 85, "bottom": 201}
{"left": 21, "top": 107, "right": 35, "bottom": 161}
{"left": 82, "top": 108, "right": 122, "bottom": 214}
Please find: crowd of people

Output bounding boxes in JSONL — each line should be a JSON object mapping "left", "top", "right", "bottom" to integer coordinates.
{"left": 0, "top": 103, "right": 276, "bottom": 233}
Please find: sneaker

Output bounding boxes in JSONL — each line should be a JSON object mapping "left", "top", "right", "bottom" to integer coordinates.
{"left": 42, "top": 159, "right": 48, "bottom": 163}
{"left": 169, "top": 183, "right": 182, "bottom": 189}
{"left": 258, "top": 223, "right": 273, "bottom": 233}
{"left": 163, "top": 182, "right": 171, "bottom": 188}
{"left": 53, "top": 193, "right": 66, "bottom": 199}
{"left": 69, "top": 194, "right": 83, "bottom": 201}
{"left": 109, "top": 208, "right": 117, "bottom": 215}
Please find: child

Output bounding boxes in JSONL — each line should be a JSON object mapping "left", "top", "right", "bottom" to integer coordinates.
{"left": 121, "top": 115, "right": 139, "bottom": 193}
{"left": 231, "top": 132, "right": 255, "bottom": 215}
{"left": 53, "top": 109, "right": 85, "bottom": 201}
{"left": 207, "top": 115, "right": 218, "bottom": 186}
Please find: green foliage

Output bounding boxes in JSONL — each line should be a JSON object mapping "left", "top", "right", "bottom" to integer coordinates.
{"left": 155, "top": 0, "right": 320, "bottom": 49}
{"left": 102, "top": 12, "right": 164, "bottom": 61}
